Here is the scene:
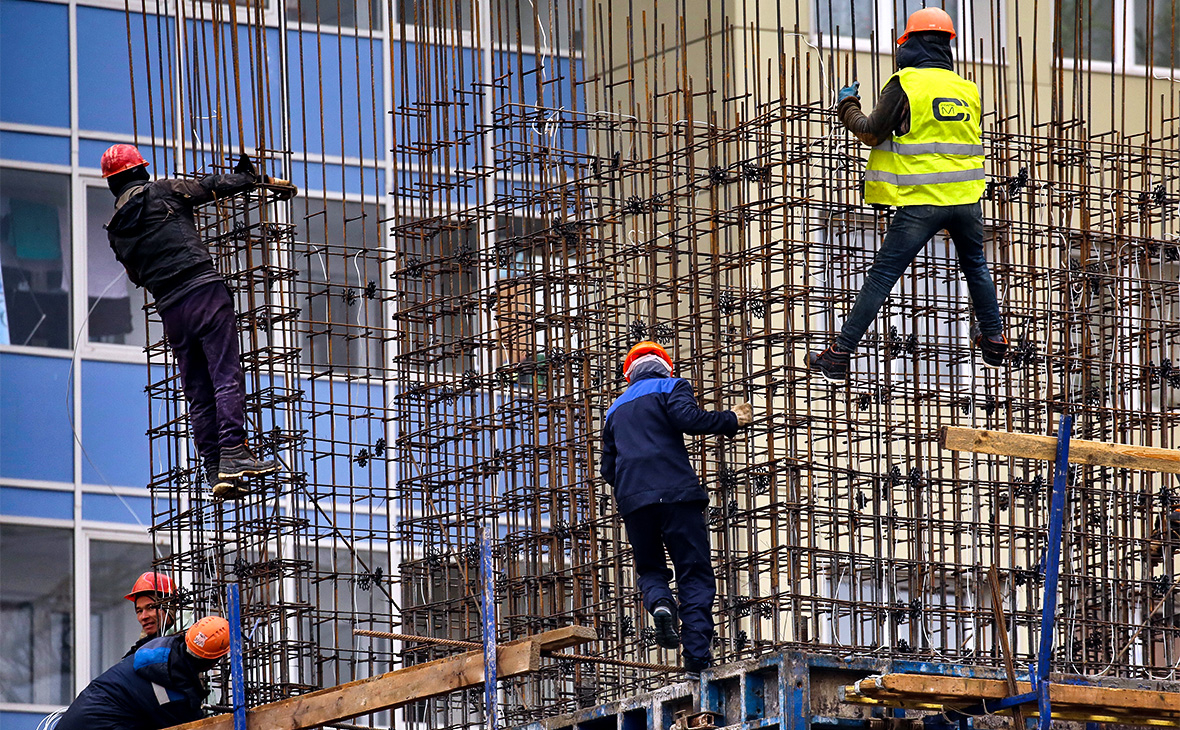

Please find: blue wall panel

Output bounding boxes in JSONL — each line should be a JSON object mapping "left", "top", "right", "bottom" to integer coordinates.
{"left": 81, "top": 360, "right": 150, "bottom": 488}
{"left": 0, "top": 710, "right": 53, "bottom": 730}
{"left": 0, "top": 0, "right": 69, "bottom": 127}
{"left": 0, "top": 486, "right": 72, "bottom": 520}
{"left": 0, "top": 353, "right": 74, "bottom": 482}
{"left": 82, "top": 492, "right": 151, "bottom": 525}
{"left": 0, "top": 131, "right": 70, "bottom": 166}
{"left": 289, "top": 32, "right": 384, "bottom": 160}
{"left": 77, "top": 7, "right": 175, "bottom": 145}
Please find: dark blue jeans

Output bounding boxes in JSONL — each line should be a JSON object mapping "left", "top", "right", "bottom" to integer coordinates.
{"left": 622, "top": 500, "right": 716, "bottom": 666}
{"left": 835, "top": 201, "right": 1003, "bottom": 353}
{"left": 159, "top": 281, "right": 247, "bottom": 466}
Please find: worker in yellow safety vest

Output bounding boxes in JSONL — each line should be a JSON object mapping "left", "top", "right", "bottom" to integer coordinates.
{"left": 806, "top": 7, "right": 1008, "bottom": 384}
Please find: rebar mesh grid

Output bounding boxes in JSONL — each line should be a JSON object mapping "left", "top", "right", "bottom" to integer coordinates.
{"left": 119, "top": 0, "right": 1180, "bottom": 727}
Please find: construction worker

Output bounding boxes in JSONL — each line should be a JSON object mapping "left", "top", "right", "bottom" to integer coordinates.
{"left": 55, "top": 616, "right": 231, "bottom": 730}
{"left": 806, "top": 7, "right": 1007, "bottom": 383}
{"left": 123, "top": 572, "right": 177, "bottom": 658}
{"left": 101, "top": 144, "right": 296, "bottom": 498}
{"left": 600, "top": 341, "right": 753, "bottom": 672}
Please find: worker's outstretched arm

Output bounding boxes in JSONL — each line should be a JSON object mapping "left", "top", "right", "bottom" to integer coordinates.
{"left": 600, "top": 421, "right": 617, "bottom": 486}
{"left": 158, "top": 173, "right": 259, "bottom": 208}
{"left": 837, "top": 76, "right": 908, "bottom": 147}
{"left": 666, "top": 380, "right": 740, "bottom": 437}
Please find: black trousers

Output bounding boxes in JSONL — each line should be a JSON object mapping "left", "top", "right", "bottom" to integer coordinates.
{"left": 159, "top": 282, "right": 246, "bottom": 466}
{"left": 622, "top": 500, "right": 716, "bottom": 665}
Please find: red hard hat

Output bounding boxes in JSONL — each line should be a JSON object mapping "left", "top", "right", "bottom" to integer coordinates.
{"left": 622, "top": 341, "right": 673, "bottom": 382}
{"left": 897, "top": 7, "right": 956, "bottom": 45}
{"left": 100, "top": 144, "right": 149, "bottom": 178}
{"left": 125, "top": 571, "right": 175, "bottom": 601}
{"left": 186, "top": 616, "right": 231, "bottom": 660}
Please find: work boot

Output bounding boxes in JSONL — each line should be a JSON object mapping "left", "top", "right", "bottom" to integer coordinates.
{"left": 207, "top": 465, "right": 249, "bottom": 500}
{"left": 806, "top": 345, "right": 851, "bottom": 384}
{"left": 683, "top": 655, "right": 711, "bottom": 674}
{"left": 651, "top": 599, "right": 680, "bottom": 650}
{"left": 971, "top": 324, "right": 1009, "bottom": 369}
{"left": 1149, "top": 508, "right": 1180, "bottom": 559}
{"left": 218, "top": 442, "right": 280, "bottom": 480}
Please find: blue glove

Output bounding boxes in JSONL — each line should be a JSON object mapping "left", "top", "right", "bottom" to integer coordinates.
{"left": 838, "top": 81, "right": 860, "bottom": 104}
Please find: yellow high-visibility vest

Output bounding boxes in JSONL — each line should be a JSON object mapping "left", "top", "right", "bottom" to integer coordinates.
{"left": 864, "top": 67, "right": 986, "bottom": 207}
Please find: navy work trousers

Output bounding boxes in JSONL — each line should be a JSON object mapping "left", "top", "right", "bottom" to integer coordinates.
{"left": 160, "top": 282, "right": 247, "bottom": 466}
{"left": 621, "top": 500, "right": 716, "bottom": 666}
{"left": 835, "top": 200, "right": 1004, "bottom": 353}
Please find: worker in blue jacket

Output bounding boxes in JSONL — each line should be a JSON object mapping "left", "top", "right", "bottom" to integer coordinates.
{"left": 55, "top": 616, "right": 230, "bottom": 730}
{"left": 600, "top": 341, "right": 753, "bottom": 672}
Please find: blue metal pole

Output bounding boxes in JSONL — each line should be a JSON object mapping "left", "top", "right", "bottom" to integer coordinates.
{"left": 1035, "top": 414, "right": 1073, "bottom": 730}
{"left": 226, "top": 582, "right": 247, "bottom": 730}
{"left": 480, "top": 524, "right": 498, "bottom": 730}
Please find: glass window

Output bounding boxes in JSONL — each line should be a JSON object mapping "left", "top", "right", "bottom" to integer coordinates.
{"left": 293, "top": 198, "right": 385, "bottom": 375}
{"left": 815, "top": 0, "right": 998, "bottom": 61}
{"left": 397, "top": 0, "right": 471, "bottom": 30}
{"left": 0, "top": 169, "right": 71, "bottom": 349}
{"left": 288, "top": 0, "right": 382, "bottom": 30}
{"left": 89, "top": 541, "right": 162, "bottom": 677}
{"left": 1060, "top": 0, "right": 1116, "bottom": 62}
{"left": 1135, "top": 0, "right": 1179, "bottom": 67}
{"left": 813, "top": 0, "right": 875, "bottom": 41}
{"left": 493, "top": 0, "right": 584, "bottom": 50}
{"left": 0, "top": 524, "right": 73, "bottom": 705}
{"left": 86, "top": 185, "right": 160, "bottom": 347}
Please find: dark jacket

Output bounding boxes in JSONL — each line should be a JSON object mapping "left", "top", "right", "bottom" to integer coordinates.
{"left": 106, "top": 173, "right": 255, "bottom": 312}
{"left": 600, "top": 369, "right": 738, "bottom": 516}
{"left": 56, "top": 634, "right": 210, "bottom": 730}
{"left": 837, "top": 32, "right": 955, "bottom": 146}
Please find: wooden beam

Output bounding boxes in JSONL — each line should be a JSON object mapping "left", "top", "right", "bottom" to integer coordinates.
{"left": 848, "top": 673, "right": 1180, "bottom": 718}
{"left": 170, "top": 626, "right": 596, "bottom": 730}
{"left": 940, "top": 426, "right": 1180, "bottom": 474}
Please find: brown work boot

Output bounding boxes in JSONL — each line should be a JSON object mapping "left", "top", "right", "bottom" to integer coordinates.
{"left": 1149, "top": 508, "right": 1180, "bottom": 559}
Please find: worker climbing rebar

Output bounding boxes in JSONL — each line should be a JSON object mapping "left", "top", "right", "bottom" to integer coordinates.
{"left": 55, "top": 615, "right": 232, "bottom": 730}
{"left": 600, "top": 341, "right": 753, "bottom": 673}
{"left": 101, "top": 144, "right": 297, "bottom": 499}
{"left": 806, "top": 7, "right": 1008, "bottom": 383}
{"left": 123, "top": 571, "right": 177, "bottom": 659}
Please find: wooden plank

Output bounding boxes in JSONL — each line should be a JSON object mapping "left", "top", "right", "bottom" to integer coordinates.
{"left": 987, "top": 565, "right": 1027, "bottom": 730}
{"left": 857, "top": 674, "right": 1180, "bottom": 716}
{"left": 940, "top": 426, "right": 1180, "bottom": 474}
{"left": 171, "top": 626, "right": 594, "bottom": 730}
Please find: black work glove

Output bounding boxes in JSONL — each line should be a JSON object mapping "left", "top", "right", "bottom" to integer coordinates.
{"left": 233, "top": 154, "right": 258, "bottom": 181}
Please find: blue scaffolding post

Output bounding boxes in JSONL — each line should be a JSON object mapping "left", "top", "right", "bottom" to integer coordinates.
{"left": 937, "top": 415, "right": 1075, "bottom": 729}
{"left": 226, "top": 582, "right": 248, "bottom": 730}
{"left": 480, "top": 523, "right": 499, "bottom": 730}
{"left": 1034, "top": 413, "right": 1073, "bottom": 729}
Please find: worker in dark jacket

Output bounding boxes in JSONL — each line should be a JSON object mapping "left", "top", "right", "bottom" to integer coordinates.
{"left": 56, "top": 616, "right": 230, "bottom": 730}
{"left": 101, "top": 144, "right": 295, "bottom": 498}
{"left": 806, "top": 7, "right": 1007, "bottom": 383}
{"left": 600, "top": 341, "right": 753, "bottom": 672}
{"left": 123, "top": 572, "right": 177, "bottom": 659}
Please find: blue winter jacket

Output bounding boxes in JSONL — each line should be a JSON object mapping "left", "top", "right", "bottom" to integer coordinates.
{"left": 600, "top": 368, "right": 738, "bottom": 515}
{"left": 55, "top": 634, "right": 210, "bottom": 730}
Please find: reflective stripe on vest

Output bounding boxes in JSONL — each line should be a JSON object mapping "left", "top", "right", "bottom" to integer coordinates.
{"left": 864, "top": 67, "right": 986, "bottom": 208}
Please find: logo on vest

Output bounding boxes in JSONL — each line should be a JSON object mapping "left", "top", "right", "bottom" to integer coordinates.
{"left": 932, "top": 97, "right": 970, "bottom": 122}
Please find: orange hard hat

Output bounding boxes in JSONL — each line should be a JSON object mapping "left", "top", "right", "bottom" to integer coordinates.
{"left": 125, "top": 571, "right": 175, "bottom": 602}
{"left": 897, "top": 7, "right": 956, "bottom": 45}
{"left": 100, "top": 144, "right": 149, "bottom": 178}
{"left": 186, "top": 616, "right": 231, "bottom": 660}
{"left": 622, "top": 341, "right": 673, "bottom": 382}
